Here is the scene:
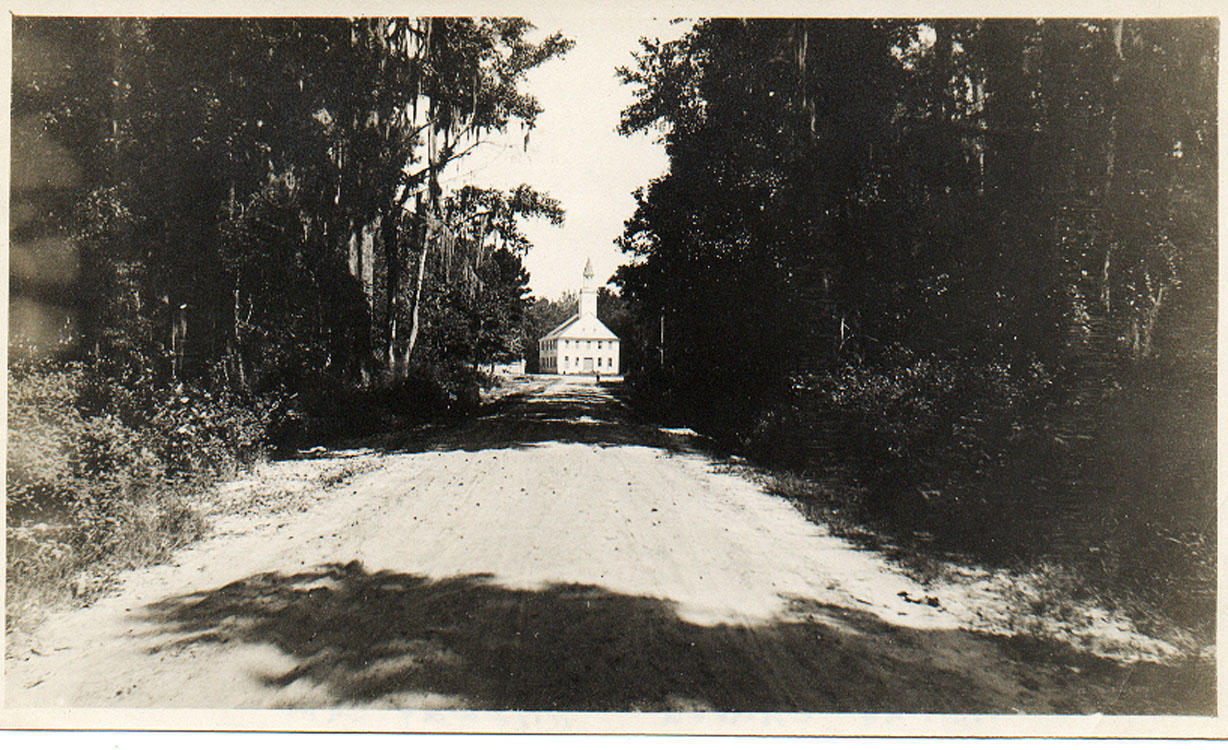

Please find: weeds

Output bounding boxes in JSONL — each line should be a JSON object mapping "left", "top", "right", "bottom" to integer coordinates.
{"left": 740, "top": 352, "right": 1215, "bottom": 651}
{"left": 6, "top": 362, "right": 262, "bottom": 637}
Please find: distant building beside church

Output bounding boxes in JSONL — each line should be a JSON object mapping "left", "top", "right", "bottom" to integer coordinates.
{"left": 538, "top": 259, "right": 620, "bottom": 375}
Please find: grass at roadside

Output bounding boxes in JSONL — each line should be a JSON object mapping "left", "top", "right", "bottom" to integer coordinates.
{"left": 755, "top": 465, "right": 1212, "bottom": 664}
{"left": 5, "top": 362, "right": 258, "bottom": 645}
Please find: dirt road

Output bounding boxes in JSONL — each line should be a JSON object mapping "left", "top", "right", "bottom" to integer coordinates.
{"left": 4, "top": 378, "right": 1210, "bottom": 712}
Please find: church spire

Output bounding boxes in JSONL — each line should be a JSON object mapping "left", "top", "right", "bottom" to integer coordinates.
{"left": 579, "top": 257, "right": 598, "bottom": 319}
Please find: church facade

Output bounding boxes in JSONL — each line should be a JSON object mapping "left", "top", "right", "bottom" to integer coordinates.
{"left": 538, "top": 259, "right": 620, "bottom": 375}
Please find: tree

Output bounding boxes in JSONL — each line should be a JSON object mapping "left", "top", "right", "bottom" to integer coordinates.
{"left": 21, "top": 17, "right": 572, "bottom": 401}
{"left": 389, "top": 19, "right": 572, "bottom": 377}
{"left": 597, "top": 287, "right": 635, "bottom": 373}
{"left": 617, "top": 18, "right": 1214, "bottom": 410}
{"left": 523, "top": 293, "right": 576, "bottom": 372}
{"left": 472, "top": 247, "right": 533, "bottom": 366}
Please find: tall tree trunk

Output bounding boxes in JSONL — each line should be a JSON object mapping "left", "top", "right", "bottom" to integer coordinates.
{"left": 403, "top": 92, "right": 447, "bottom": 370}
{"left": 1138, "top": 283, "right": 1166, "bottom": 359}
{"left": 383, "top": 200, "right": 404, "bottom": 379}
{"left": 231, "top": 286, "right": 249, "bottom": 390}
{"left": 1101, "top": 20, "right": 1125, "bottom": 316}
{"left": 391, "top": 17, "right": 434, "bottom": 380}
{"left": 403, "top": 216, "right": 430, "bottom": 378}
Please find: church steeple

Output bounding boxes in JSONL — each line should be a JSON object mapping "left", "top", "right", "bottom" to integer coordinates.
{"left": 579, "top": 258, "right": 598, "bottom": 318}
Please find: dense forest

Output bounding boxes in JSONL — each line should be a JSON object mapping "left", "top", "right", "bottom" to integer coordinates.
{"left": 614, "top": 19, "right": 1216, "bottom": 632}
{"left": 9, "top": 17, "right": 570, "bottom": 612}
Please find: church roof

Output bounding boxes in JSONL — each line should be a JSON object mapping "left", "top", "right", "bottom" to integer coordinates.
{"left": 541, "top": 314, "right": 618, "bottom": 341}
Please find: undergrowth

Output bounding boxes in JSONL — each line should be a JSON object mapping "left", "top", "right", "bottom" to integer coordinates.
{"left": 6, "top": 361, "right": 266, "bottom": 636}
{"left": 656, "top": 350, "right": 1215, "bottom": 649}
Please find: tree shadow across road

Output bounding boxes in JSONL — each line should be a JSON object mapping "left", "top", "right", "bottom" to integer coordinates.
{"left": 139, "top": 560, "right": 1211, "bottom": 713}
{"left": 379, "top": 381, "right": 696, "bottom": 455}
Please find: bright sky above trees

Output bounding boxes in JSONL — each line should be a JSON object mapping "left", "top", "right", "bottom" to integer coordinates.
{"left": 447, "top": 14, "right": 692, "bottom": 299}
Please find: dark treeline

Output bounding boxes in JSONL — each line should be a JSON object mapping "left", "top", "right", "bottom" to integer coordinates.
{"left": 13, "top": 17, "right": 570, "bottom": 410}
{"left": 12, "top": 16, "right": 574, "bottom": 438}
{"left": 9, "top": 17, "right": 569, "bottom": 611}
{"left": 615, "top": 19, "right": 1215, "bottom": 628}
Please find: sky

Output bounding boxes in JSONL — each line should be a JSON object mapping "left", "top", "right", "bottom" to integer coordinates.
{"left": 443, "top": 14, "right": 692, "bottom": 300}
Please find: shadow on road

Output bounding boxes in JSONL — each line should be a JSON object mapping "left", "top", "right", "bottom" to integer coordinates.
{"left": 140, "top": 560, "right": 1211, "bottom": 713}
{"left": 377, "top": 380, "right": 696, "bottom": 455}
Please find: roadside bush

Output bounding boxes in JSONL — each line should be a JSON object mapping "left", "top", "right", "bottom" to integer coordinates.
{"left": 7, "top": 360, "right": 270, "bottom": 630}
{"left": 748, "top": 352, "right": 1054, "bottom": 502}
{"left": 264, "top": 374, "right": 364, "bottom": 448}
{"left": 383, "top": 363, "right": 484, "bottom": 420}
{"left": 742, "top": 350, "right": 1214, "bottom": 634}
{"left": 7, "top": 363, "right": 88, "bottom": 526}
{"left": 264, "top": 363, "right": 487, "bottom": 450}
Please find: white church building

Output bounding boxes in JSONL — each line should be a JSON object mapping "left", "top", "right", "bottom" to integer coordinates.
{"left": 539, "top": 259, "right": 620, "bottom": 375}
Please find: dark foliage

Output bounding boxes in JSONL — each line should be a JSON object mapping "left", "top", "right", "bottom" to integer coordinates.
{"left": 616, "top": 19, "right": 1215, "bottom": 627}
{"left": 522, "top": 292, "right": 576, "bottom": 372}
{"left": 8, "top": 16, "right": 569, "bottom": 620}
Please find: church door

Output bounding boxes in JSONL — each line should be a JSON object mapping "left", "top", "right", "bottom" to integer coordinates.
{"left": 583, "top": 357, "right": 594, "bottom": 372}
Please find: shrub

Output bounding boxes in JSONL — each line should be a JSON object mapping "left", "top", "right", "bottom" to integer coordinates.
{"left": 380, "top": 363, "right": 482, "bottom": 419}
{"left": 747, "top": 352, "right": 1053, "bottom": 497}
{"left": 7, "top": 362, "right": 89, "bottom": 526}
{"left": 743, "top": 349, "right": 1214, "bottom": 635}
{"left": 6, "top": 360, "right": 270, "bottom": 630}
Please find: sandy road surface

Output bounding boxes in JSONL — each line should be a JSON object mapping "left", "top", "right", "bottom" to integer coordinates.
{"left": 4, "top": 378, "right": 1209, "bottom": 712}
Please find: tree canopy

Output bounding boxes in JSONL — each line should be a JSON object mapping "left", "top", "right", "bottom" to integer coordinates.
{"left": 616, "top": 19, "right": 1215, "bottom": 431}
{"left": 13, "top": 17, "right": 572, "bottom": 395}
